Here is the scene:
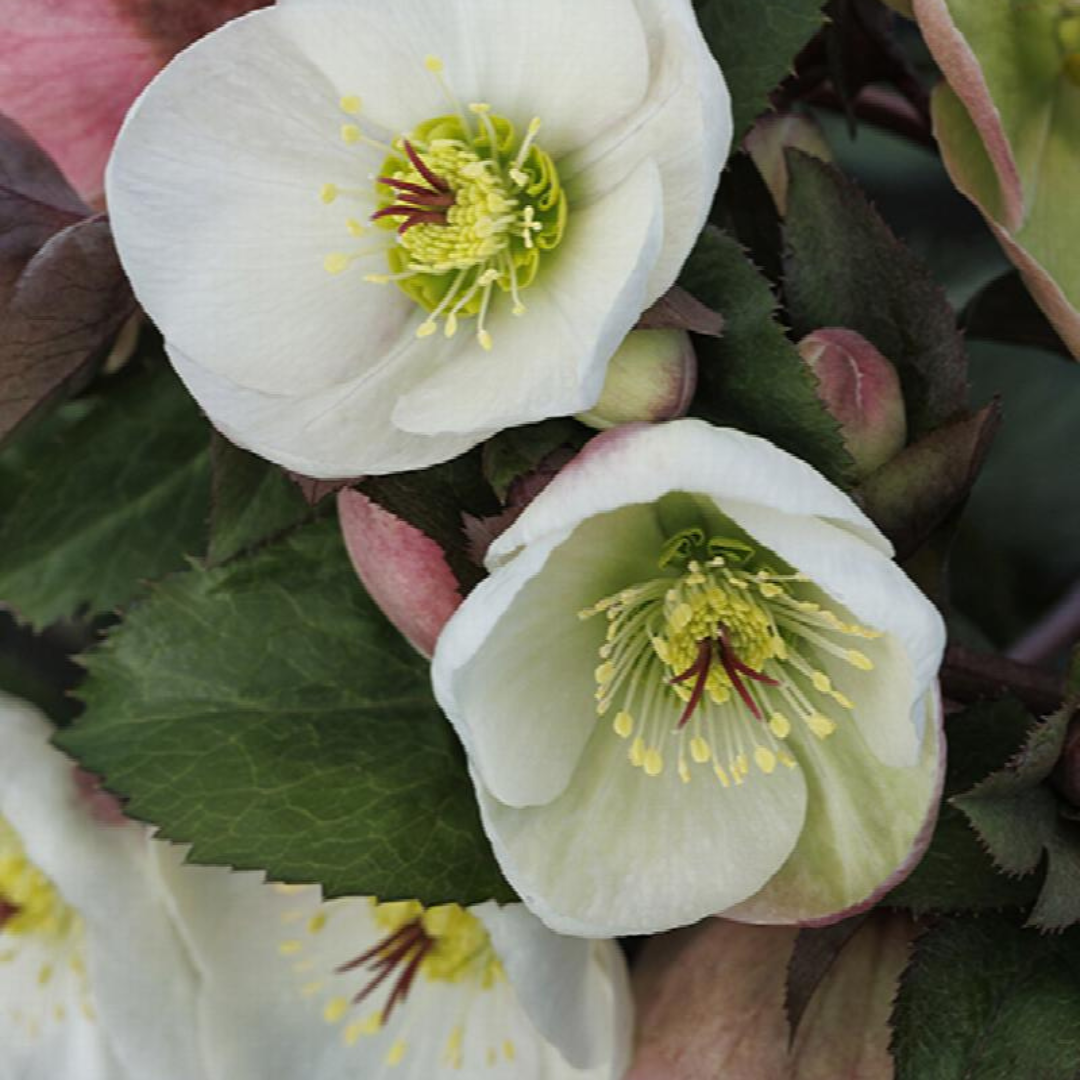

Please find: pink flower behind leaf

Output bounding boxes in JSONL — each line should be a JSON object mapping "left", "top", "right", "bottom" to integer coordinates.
{"left": 338, "top": 489, "right": 462, "bottom": 660}
{"left": 0, "top": 0, "right": 266, "bottom": 203}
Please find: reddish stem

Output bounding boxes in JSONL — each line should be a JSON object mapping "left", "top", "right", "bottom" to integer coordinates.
{"left": 403, "top": 139, "right": 451, "bottom": 192}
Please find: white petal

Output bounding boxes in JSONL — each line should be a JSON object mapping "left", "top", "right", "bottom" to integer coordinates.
{"left": 0, "top": 696, "right": 206, "bottom": 1080}
{"left": 715, "top": 504, "right": 945, "bottom": 765}
{"left": 473, "top": 725, "right": 808, "bottom": 937}
{"left": 561, "top": 0, "right": 731, "bottom": 299}
{"left": 488, "top": 421, "right": 889, "bottom": 569}
{"left": 107, "top": 9, "right": 416, "bottom": 398}
{"left": 393, "top": 159, "right": 665, "bottom": 436}
{"left": 727, "top": 690, "right": 944, "bottom": 924}
{"left": 473, "top": 904, "right": 631, "bottom": 1072}
{"left": 169, "top": 341, "right": 488, "bottom": 478}
{"left": 434, "top": 505, "right": 663, "bottom": 809}
{"left": 276, "top": 0, "right": 651, "bottom": 158}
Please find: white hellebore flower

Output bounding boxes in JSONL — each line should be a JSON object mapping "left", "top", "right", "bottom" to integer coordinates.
{"left": 152, "top": 857, "right": 633, "bottom": 1080}
{"left": 106, "top": 0, "right": 731, "bottom": 478}
{"left": 432, "top": 420, "right": 947, "bottom": 937}
{"left": 0, "top": 693, "right": 209, "bottom": 1080}
{"left": 1, "top": 693, "right": 632, "bottom": 1079}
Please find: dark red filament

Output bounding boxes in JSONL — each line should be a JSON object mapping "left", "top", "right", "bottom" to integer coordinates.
{"left": 670, "top": 628, "right": 780, "bottom": 728}
{"left": 373, "top": 140, "right": 454, "bottom": 234}
{"left": 0, "top": 898, "right": 19, "bottom": 930}
{"left": 337, "top": 918, "right": 434, "bottom": 1025}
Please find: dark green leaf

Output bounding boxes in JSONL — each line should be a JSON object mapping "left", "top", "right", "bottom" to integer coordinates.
{"left": 207, "top": 434, "right": 313, "bottom": 566}
{"left": 0, "top": 360, "right": 211, "bottom": 628}
{"left": 891, "top": 915, "right": 1080, "bottom": 1080}
{"left": 680, "top": 226, "right": 855, "bottom": 487}
{"left": 57, "top": 518, "right": 513, "bottom": 905}
{"left": 784, "top": 152, "right": 969, "bottom": 437}
{"left": 0, "top": 114, "right": 135, "bottom": 443}
{"left": 695, "top": 0, "right": 828, "bottom": 139}
{"left": 856, "top": 402, "right": 1000, "bottom": 560}
{"left": 358, "top": 449, "right": 500, "bottom": 592}
{"left": 481, "top": 419, "right": 584, "bottom": 504}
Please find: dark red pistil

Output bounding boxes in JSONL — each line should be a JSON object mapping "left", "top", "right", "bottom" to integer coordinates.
{"left": 670, "top": 628, "right": 780, "bottom": 728}
{"left": 373, "top": 140, "right": 454, "bottom": 235}
{"left": 0, "top": 898, "right": 19, "bottom": 930}
{"left": 337, "top": 917, "right": 434, "bottom": 1025}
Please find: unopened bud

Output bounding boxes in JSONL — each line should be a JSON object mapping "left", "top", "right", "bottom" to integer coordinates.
{"left": 337, "top": 490, "right": 462, "bottom": 659}
{"left": 577, "top": 330, "right": 697, "bottom": 431}
{"left": 1053, "top": 716, "right": 1080, "bottom": 809}
{"left": 798, "top": 328, "right": 908, "bottom": 478}
{"left": 743, "top": 113, "right": 832, "bottom": 215}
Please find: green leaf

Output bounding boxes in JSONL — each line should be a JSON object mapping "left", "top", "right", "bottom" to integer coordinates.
{"left": 954, "top": 703, "right": 1080, "bottom": 931}
{"left": 856, "top": 403, "right": 1001, "bottom": 560}
{"left": 695, "top": 0, "right": 828, "bottom": 138}
{"left": 887, "top": 699, "right": 1041, "bottom": 914}
{"left": 357, "top": 448, "right": 500, "bottom": 592}
{"left": 679, "top": 226, "right": 855, "bottom": 487}
{"left": 0, "top": 359, "right": 211, "bottom": 628}
{"left": 57, "top": 518, "right": 513, "bottom": 906}
{"left": 207, "top": 434, "right": 313, "bottom": 566}
{"left": 783, "top": 152, "right": 970, "bottom": 437}
{"left": 891, "top": 915, "right": 1080, "bottom": 1080}
{"left": 481, "top": 419, "right": 584, "bottom": 504}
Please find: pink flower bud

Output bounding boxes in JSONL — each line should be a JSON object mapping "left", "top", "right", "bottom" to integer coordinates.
{"left": 798, "top": 328, "right": 908, "bottom": 478}
{"left": 337, "top": 489, "right": 462, "bottom": 659}
{"left": 577, "top": 330, "right": 697, "bottom": 431}
{"left": 743, "top": 113, "right": 832, "bottom": 215}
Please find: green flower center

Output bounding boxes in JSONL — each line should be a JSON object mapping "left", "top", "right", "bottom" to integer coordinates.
{"left": 321, "top": 56, "right": 567, "bottom": 352}
{"left": 580, "top": 528, "right": 882, "bottom": 787}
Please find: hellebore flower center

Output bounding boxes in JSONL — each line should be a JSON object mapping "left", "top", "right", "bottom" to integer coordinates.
{"left": 280, "top": 895, "right": 510, "bottom": 1068}
{"left": 581, "top": 526, "right": 881, "bottom": 787}
{"left": 321, "top": 56, "right": 567, "bottom": 352}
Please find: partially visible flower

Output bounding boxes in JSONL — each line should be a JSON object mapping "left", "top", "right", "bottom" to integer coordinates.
{"left": 338, "top": 488, "right": 462, "bottom": 658}
{"left": 915, "top": 0, "right": 1080, "bottom": 357}
{"left": 0, "top": 692, "right": 208, "bottom": 1079}
{"left": 150, "top": 853, "right": 634, "bottom": 1080}
{"left": 0, "top": 0, "right": 266, "bottom": 202}
{"left": 797, "top": 327, "right": 908, "bottom": 478}
{"left": 743, "top": 113, "right": 832, "bottom": 215}
{"left": 432, "top": 419, "right": 945, "bottom": 936}
{"left": 627, "top": 913, "right": 915, "bottom": 1080}
{"left": 577, "top": 330, "right": 697, "bottom": 431}
{"left": 106, "top": 0, "right": 731, "bottom": 477}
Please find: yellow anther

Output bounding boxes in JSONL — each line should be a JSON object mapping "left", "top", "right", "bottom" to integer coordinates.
{"left": 643, "top": 749, "right": 664, "bottom": 777}
{"left": 630, "top": 737, "right": 646, "bottom": 767}
{"left": 416, "top": 321, "right": 438, "bottom": 339}
{"left": 595, "top": 662, "right": 615, "bottom": 685}
{"left": 478, "top": 330, "right": 494, "bottom": 351}
{"left": 832, "top": 691, "right": 854, "bottom": 710}
{"left": 811, "top": 671, "right": 832, "bottom": 693}
{"left": 768, "top": 712, "right": 791, "bottom": 739}
{"left": 323, "top": 997, "right": 349, "bottom": 1023}
{"left": 670, "top": 603, "right": 694, "bottom": 631}
{"left": 444, "top": 313, "right": 459, "bottom": 338}
{"left": 320, "top": 183, "right": 339, "bottom": 204}
{"left": 307, "top": 913, "right": 327, "bottom": 934}
{"left": 778, "top": 750, "right": 798, "bottom": 769}
{"left": 714, "top": 763, "right": 731, "bottom": 787}
{"left": 613, "top": 711, "right": 634, "bottom": 739}
{"left": 754, "top": 747, "right": 778, "bottom": 775}
{"left": 678, "top": 758, "right": 691, "bottom": 784}
{"left": 343, "top": 1020, "right": 365, "bottom": 1046}
{"left": 359, "top": 1012, "right": 384, "bottom": 1035}
{"left": 324, "top": 253, "right": 350, "bottom": 275}
{"left": 759, "top": 582, "right": 783, "bottom": 598}
{"left": 340, "top": 123, "right": 361, "bottom": 144}
{"left": 690, "top": 736, "right": 711, "bottom": 764}
{"left": 387, "top": 1039, "right": 407, "bottom": 1066}
{"left": 346, "top": 219, "right": 366, "bottom": 237}
{"left": 735, "top": 753, "right": 749, "bottom": 777}
{"left": 846, "top": 650, "right": 874, "bottom": 671}
{"left": 340, "top": 95, "right": 362, "bottom": 115}
{"left": 469, "top": 102, "right": 492, "bottom": 114}
{"left": 424, "top": 55, "right": 445, "bottom": 74}
{"left": 807, "top": 713, "right": 837, "bottom": 740}
{"left": 278, "top": 939, "right": 302, "bottom": 956}
{"left": 504, "top": 1041, "right": 516, "bottom": 1061}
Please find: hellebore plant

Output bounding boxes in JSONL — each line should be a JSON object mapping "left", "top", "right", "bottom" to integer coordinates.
{"left": 106, "top": 0, "right": 731, "bottom": 477}
{"left": 432, "top": 420, "right": 946, "bottom": 937}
